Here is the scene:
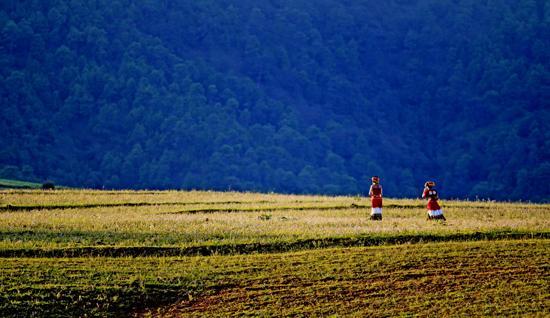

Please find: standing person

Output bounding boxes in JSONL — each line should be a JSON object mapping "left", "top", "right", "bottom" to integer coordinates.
{"left": 422, "top": 181, "right": 446, "bottom": 220}
{"left": 369, "top": 176, "right": 383, "bottom": 220}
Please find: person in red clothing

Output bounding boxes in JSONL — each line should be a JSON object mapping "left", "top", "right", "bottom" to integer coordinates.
{"left": 422, "top": 181, "right": 446, "bottom": 220}
{"left": 369, "top": 176, "right": 383, "bottom": 220}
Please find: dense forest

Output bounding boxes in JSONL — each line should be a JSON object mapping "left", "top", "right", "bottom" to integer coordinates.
{"left": 0, "top": 0, "right": 548, "bottom": 201}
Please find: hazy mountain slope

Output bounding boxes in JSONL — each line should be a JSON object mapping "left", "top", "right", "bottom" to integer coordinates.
{"left": 0, "top": 0, "right": 548, "bottom": 201}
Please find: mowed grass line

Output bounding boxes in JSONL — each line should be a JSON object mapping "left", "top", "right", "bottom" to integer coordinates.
{"left": 166, "top": 203, "right": 460, "bottom": 214}
{"left": 168, "top": 204, "right": 369, "bottom": 214}
{"left": 0, "top": 190, "right": 358, "bottom": 206}
{"left": 0, "top": 200, "right": 281, "bottom": 212}
{"left": 7, "top": 200, "right": 548, "bottom": 213}
{"left": 0, "top": 202, "right": 439, "bottom": 213}
{"left": 0, "top": 230, "right": 548, "bottom": 258}
{"left": 1, "top": 240, "right": 547, "bottom": 317}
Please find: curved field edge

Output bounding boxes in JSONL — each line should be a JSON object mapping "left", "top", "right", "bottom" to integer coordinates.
{"left": 1, "top": 230, "right": 548, "bottom": 258}
{"left": 0, "top": 203, "right": 429, "bottom": 214}
{"left": 0, "top": 202, "right": 461, "bottom": 212}
{"left": 3, "top": 189, "right": 547, "bottom": 210}
{"left": 1, "top": 240, "right": 547, "bottom": 317}
{"left": 0, "top": 200, "right": 280, "bottom": 211}
{"left": 3, "top": 201, "right": 548, "bottom": 212}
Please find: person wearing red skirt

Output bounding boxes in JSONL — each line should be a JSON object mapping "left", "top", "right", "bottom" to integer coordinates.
{"left": 422, "top": 181, "right": 446, "bottom": 220}
{"left": 369, "top": 176, "right": 383, "bottom": 220}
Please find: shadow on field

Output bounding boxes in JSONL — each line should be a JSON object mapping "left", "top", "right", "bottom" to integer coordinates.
{"left": 1, "top": 230, "right": 547, "bottom": 258}
{"left": 5, "top": 202, "right": 523, "bottom": 213}
{"left": 163, "top": 203, "right": 465, "bottom": 214}
{"left": 0, "top": 200, "right": 279, "bottom": 212}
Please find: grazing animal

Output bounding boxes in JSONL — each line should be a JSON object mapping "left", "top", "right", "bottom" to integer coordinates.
{"left": 42, "top": 182, "right": 55, "bottom": 190}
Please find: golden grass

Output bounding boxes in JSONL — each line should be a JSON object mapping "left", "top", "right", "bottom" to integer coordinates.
{"left": 0, "top": 190, "right": 548, "bottom": 249}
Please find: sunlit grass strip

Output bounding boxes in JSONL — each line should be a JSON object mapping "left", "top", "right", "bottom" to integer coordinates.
{"left": 164, "top": 203, "right": 531, "bottom": 214}
{"left": 0, "top": 200, "right": 282, "bottom": 212}
{"left": 169, "top": 204, "right": 371, "bottom": 214}
{"left": 1, "top": 191, "right": 548, "bottom": 250}
{"left": 1, "top": 205, "right": 548, "bottom": 250}
{"left": 3, "top": 189, "right": 547, "bottom": 208}
{"left": 170, "top": 202, "right": 550, "bottom": 215}
{"left": 2, "top": 201, "right": 548, "bottom": 212}
{"left": 0, "top": 190, "right": 353, "bottom": 206}
{"left": 1, "top": 230, "right": 547, "bottom": 258}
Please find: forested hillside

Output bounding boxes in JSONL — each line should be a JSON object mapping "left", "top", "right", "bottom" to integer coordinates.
{"left": 0, "top": 0, "right": 548, "bottom": 201}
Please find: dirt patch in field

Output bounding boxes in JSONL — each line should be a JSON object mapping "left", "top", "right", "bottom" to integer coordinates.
{"left": 136, "top": 266, "right": 546, "bottom": 317}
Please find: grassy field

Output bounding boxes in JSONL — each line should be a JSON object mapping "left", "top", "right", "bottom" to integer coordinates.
{"left": 0, "top": 190, "right": 548, "bottom": 317}
{"left": 0, "top": 179, "right": 43, "bottom": 189}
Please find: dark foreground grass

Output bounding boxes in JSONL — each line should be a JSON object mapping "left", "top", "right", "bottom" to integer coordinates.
{"left": 1, "top": 239, "right": 548, "bottom": 317}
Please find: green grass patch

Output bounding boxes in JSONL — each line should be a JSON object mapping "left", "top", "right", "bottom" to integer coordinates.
{"left": 0, "top": 179, "right": 42, "bottom": 189}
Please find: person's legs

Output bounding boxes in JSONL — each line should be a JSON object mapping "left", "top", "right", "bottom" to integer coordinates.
{"left": 428, "top": 209, "right": 446, "bottom": 220}
{"left": 435, "top": 212, "right": 446, "bottom": 221}
{"left": 370, "top": 213, "right": 382, "bottom": 220}
{"left": 370, "top": 207, "right": 382, "bottom": 220}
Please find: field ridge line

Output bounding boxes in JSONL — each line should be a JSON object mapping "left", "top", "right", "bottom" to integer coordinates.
{"left": 1, "top": 231, "right": 547, "bottom": 258}
{"left": 0, "top": 200, "right": 284, "bottom": 211}
{"left": 166, "top": 203, "right": 436, "bottom": 214}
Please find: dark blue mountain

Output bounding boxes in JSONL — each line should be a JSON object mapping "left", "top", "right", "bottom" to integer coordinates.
{"left": 0, "top": 0, "right": 548, "bottom": 201}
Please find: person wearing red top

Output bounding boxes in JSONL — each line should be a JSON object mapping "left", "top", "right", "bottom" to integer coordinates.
{"left": 369, "top": 176, "right": 383, "bottom": 220}
{"left": 422, "top": 181, "right": 446, "bottom": 220}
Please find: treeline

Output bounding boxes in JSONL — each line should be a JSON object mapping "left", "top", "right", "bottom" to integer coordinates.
{"left": 0, "top": 0, "right": 548, "bottom": 201}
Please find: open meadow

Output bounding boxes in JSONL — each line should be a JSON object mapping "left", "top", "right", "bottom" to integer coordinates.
{"left": 0, "top": 190, "right": 549, "bottom": 316}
